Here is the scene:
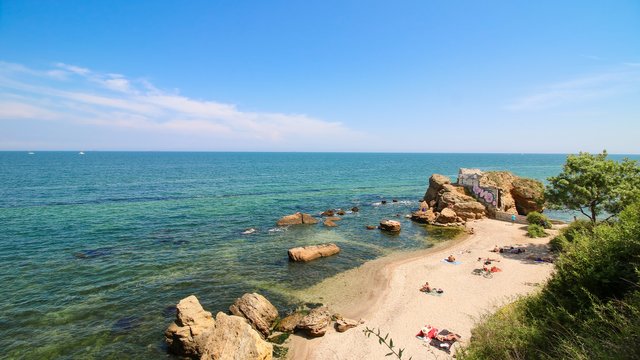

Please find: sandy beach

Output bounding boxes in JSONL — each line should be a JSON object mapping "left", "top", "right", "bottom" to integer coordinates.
{"left": 289, "top": 218, "right": 558, "bottom": 359}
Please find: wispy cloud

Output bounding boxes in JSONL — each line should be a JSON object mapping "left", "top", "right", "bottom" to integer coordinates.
{"left": 0, "top": 61, "right": 365, "bottom": 148}
{"left": 506, "top": 64, "right": 640, "bottom": 111}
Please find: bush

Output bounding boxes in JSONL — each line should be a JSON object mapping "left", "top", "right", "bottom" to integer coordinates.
{"left": 549, "top": 220, "right": 592, "bottom": 252}
{"left": 526, "top": 211, "right": 552, "bottom": 229}
{"left": 527, "top": 224, "right": 547, "bottom": 238}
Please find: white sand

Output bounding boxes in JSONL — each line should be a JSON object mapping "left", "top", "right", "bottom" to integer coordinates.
{"left": 288, "top": 218, "right": 557, "bottom": 359}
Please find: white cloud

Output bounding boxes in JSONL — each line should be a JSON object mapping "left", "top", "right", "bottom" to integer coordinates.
{"left": 0, "top": 61, "right": 365, "bottom": 149}
{"left": 506, "top": 66, "right": 640, "bottom": 111}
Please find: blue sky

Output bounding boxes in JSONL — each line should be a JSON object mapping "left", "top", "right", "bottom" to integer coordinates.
{"left": 1, "top": 0, "right": 639, "bottom": 152}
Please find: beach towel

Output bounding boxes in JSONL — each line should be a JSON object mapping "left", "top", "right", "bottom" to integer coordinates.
{"left": 416, "top": 325, "right": 438, "bottom": 339}
{"left": 441, "top": 259, "right": 462, "bottom": 265}
{"left": 423, "top": 289, "right": 444, "bottom": 296}
{"left": 429, "top": 329, "right": 461, "bottom": 354}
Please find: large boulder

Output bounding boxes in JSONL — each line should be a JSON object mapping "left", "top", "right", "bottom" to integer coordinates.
{"left": 511, "top": 178, "right": 545, "bottom": 215}
{"left": 436, "top": 208, "right": 458, "bottom": 224}
{"left": 424, "top": 174, "right": 451, "bottom": 203}
{"left": 201, "top": 312, "right": 273, "bottom": 360}
{"left": 229, "top": 293, "right": 278, "bottom": 338}
{"left": 165, "top": 295, "right": 216, "bottom": 357}
{"left": 296, "top": 306, "right": 332, "bottom": 337}
{"left": 438, "top": 188, "right": 477, "bottom": 211}
{"left": 480, "top": 171, "right": 517, "bottom": 213}
{"left": 276, "top": 212, "right": 318, "bottom": 226}
{"left": 288, "top": 243, "right": 340, "bottom": 262}
{"left": 379, "top": 219, "right": 401, "bottom": 232}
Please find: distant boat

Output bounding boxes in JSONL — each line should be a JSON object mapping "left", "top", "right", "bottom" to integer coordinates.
{"left": 28, "top": 152, "right": 35, "bottom": 155}
{"left": 79, "top": 151, "right": 85, "bottom": 155}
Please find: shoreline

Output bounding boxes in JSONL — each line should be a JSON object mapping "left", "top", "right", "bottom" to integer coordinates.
{"left": 288, "top": 218, "right": 557, "bottom": 359}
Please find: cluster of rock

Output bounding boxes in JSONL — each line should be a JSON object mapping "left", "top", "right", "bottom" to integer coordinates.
{"left": 165, "top": 293, "right": 361, "bottom": 359}
{"left": 276, "top": 212, "right": 318, "bottom": 226}
{"left": 412, "top": 171, "right": 544, "bottom": 227}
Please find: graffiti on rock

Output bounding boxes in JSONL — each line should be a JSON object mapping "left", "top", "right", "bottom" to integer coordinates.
{"left": 472, "top": 184, "right": 498, "bottom": 207}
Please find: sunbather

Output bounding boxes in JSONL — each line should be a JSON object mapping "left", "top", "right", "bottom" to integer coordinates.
{"left": 446, "top": 255, "right": 456, "bottom": 262}
{"left": 419, "top": 282, "right": 431, "bottom": 292}
{"left": 436, "top": 333, "right": 460, "bottom": 342}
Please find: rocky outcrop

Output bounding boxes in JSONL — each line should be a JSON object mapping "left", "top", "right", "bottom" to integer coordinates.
{"left": 275, "top": 312, "right": 305, "bottom": 333}
{"left": 511, "top": 178, "right": 545, "bottom": 214}
{"left": 229, "top": 293, "right": 278, "bottom": 339}
{"left": 296, "top": 306, "right": 331, "bottom": 337}
{"left": 424, "top": 174, "right": 451, "bottom": 204}
{"left": 411, "top": 208, "right": 437, "bottom": 224}
{"left": 379, "top": 219, "right": 401, "bottom": 232}
{"left": 165, "top": 295, "right": 216, "bottom": 357}
{"left": 452, "top": 201, "right": 486, "bottom": 220}
{"left": 276, "top": 212, "right": 318, "bottom": 226}
{"left": 321, "top": 209, "right": 335, "bottom": 217}
{"left": 335, "top": 318, "right": 360, "bottom": 332}
{"left": 288, "top": 243, "right": 340, "bottom": 262}
{"left": 201, "top": 312, "right": 273, "bottom": 360}
{"left": 323, "top": 220, "right": 337, "bottom": 227}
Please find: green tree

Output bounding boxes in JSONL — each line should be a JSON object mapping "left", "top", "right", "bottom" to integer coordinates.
{"left": 546, "top": 150, "right": 640, "bottom": 223}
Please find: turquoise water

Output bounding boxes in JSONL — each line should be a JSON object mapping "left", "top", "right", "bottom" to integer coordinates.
{"left": 1, "top": 152, "right": 637, "bottom": 359}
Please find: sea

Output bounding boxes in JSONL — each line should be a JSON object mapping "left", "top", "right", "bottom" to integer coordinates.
{"left": 1, "top": 152, "right": 637, "bottom": 359}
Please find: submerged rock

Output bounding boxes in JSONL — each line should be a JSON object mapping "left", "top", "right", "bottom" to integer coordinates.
{"left": 321, "top": 209, "right": 335, "bottom": 217}
{"left": 288, "top": 243, "right": 340, "bottom": 262}
{"left": 323, "top": 220, "right": 337, "bottom": 227}
{"left": 229, "top": 293, "right": 278, "bottom": 339}
{"left": 275, "top": 312, "right": 305, "bottom": 333}
{"left": 351, "top": 206, "right": 359, "bottom": 212}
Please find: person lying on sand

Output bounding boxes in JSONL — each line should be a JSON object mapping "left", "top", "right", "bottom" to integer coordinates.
{"left": 419, "top": 282, "right": 431, "bottom": 292}
{"left": 436, "top": 333, "right": 461, "bottom": 342}
{"left": 526, "top": 255, "right": 554, "bottom": 263}
{"left": 446, "top": 255, "right": 456, "bottom": 262}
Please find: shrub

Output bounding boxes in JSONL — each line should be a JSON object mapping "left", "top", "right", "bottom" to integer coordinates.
{"left": 527, "top": 224, "right": 547, "bottom": 238}
{"left": 549, "top": 220, "right": 593, "bottom": 252}
{"left": 526, "top": 211, "right": 552, "bottom": 229}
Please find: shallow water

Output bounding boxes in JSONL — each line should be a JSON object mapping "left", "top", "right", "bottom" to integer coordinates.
{"left": 1, "top": 152, "right": 636, "bottom": 358}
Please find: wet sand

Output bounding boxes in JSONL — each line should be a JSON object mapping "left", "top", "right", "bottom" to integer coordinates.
{"left": 288, "top": 218, "right": 557, "bottom": 359}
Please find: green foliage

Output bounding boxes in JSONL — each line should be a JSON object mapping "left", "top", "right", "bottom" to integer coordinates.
{"left": 545, "top": 150, "right": 640, "bottom": 223}
{"left": 272, "top": 344, "right": 288, "bottom": 358}
{"left": 267, "top": 332, "right": 290, "bottom": 345}
{"left": 462, "top": 201, "right": 640, "bottom": 360}
{"left": 527, "top": 224, "right": 547, "bottom": 238}
{"left": 363, "top": 327, "right": 412, "bottom": 359}
{"left": 526, "top": 211, "right": 552, "bottom": 229}
{"left": 549, "top": 220, "right": 593, "bottom": 252}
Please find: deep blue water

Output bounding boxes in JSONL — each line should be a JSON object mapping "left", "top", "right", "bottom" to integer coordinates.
{"left": 1, "top": 152, "right": 637, "bottom": 359}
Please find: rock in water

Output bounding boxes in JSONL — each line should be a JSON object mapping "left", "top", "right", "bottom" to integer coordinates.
{"left": 323, "top": 220, "right": 337, "bottom": 227}
{"left": 229, "top": 293, "right": 278, "bottom": 338}
{"left": 366, "top": 225, "right": 377, "bottom": 230}
{"left": 379, "top": 219, "right": 401, "bottom": 232}
{"left": 321, "top": 209, "right": 335, "bottom": 216}
{"left": 165, "top": 295, "right": 216, "bottom": 357}
{"left": 276, "top": 212, "right": 318, "bottom": 226}
{"left": 297, "top": 306, "right": 331, "bottom": 337}
{"left": 288, "top": 243, "right": 340, "bottom": 262}
{"left": 201, "top": 312, "right": 273, "bottom": 360}
{"left": 351, "top": 206, "right": 359, "bottom": 212}
{"left": 335, "top": 318, "right": 360, "bottom": 332}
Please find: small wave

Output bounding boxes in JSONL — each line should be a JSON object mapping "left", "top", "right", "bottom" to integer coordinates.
{"left": 242, "top": 228, "right": 257, "bottom": 235}
{"left": 372, "top": 202, "right": 382, "bottom": 206}
{"left": 394, "top": 200, "right": 416, "bottom": 205}
{"left": 268, "top": 227, "right": 286, "bottom": 233}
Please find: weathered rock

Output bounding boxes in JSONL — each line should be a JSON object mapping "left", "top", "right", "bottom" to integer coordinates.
{"left": 337, "top": 210, "right": 346, "bottom": 215}
{"left": 511, "top": 178, "right": 545, "bottom": 215}
{"left": 275, "top": 312, "right": 305, "bottom": 333}
{"left": 424, "top": 174, "right": 451, "bottom": 203}
{"left": 165, "top": 295, "right": 216, "bottom": 358}
{"left": 229, "top": 293, "right": 278, "bottom": 338}
{"left": 438, "top": 186, "right": 477, "bottom": 211}
{"left": 297, "top": 306, "right": 331, "bottom": 337}
{"left": 366, "top": 225, "right": 377, "bottom": 230}
{"left": 335, "top": 318, "right": 360, "bottom": 332}
{"left": 436, "top": 208, "right": 458, "bottom": 224}
{"left": 288, "top": 243, "right": 340, "bottom": 262}
{"left": 379, "top": 219, "right": 401, "bottom": 232}
{"left": 323, "top": 220, "right": 337, "bottom": 227}
{"left": 411, "top": 208, "right": 437, "bottom": 224}
{"left": 351, "top": 206, "right": 359, "bottom": 212}
{"left": 392, "top": 199, "right": 398, "bottom": 203}
{"left": 321, "top": 209, "right": 335, "bottom": 217}
{"left": 201, "top": 312, "right": 273, "bottom": 360}
{"left": 381, "top": 200, "right": 387, "bottom": 204}
{"left": 276, "top": 212, "right": 318, "bottom": 226}
{"left": 419, "top": 201, "right": 429, "bottom": 211}
{"left": 452, "top": 201, "right": 486, "bottom": 220}
{"left": 325, "top": 216, "right": 342, "bottom": 221}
